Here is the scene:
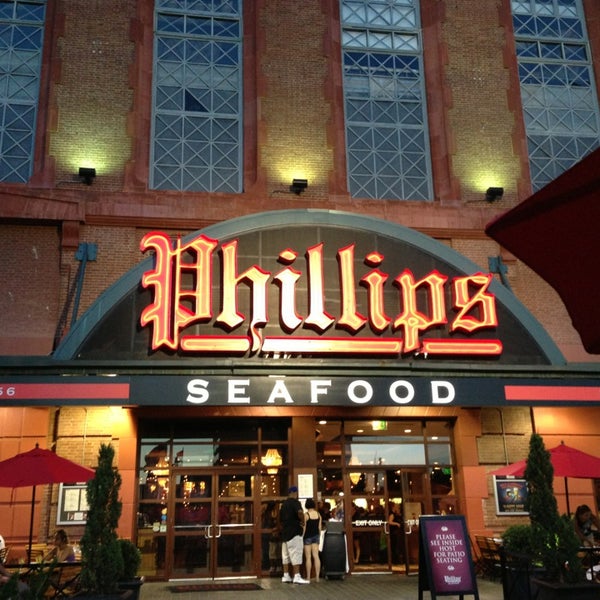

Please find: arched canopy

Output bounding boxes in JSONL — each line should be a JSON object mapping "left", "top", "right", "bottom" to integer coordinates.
{"left": 54, "top": 209, "right": 564, "bottom": 365}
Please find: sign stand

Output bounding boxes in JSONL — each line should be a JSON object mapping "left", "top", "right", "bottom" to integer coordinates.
{"left": 418, "top": 515, "right": 479, "bottom": 600}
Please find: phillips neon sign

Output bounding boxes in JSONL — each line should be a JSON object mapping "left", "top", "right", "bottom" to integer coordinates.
{"left": 140, "top": 232, "right": 502, "bottom": 357}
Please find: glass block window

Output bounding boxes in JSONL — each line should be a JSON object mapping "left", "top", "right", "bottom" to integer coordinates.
{"left": 340, "top": 0, "right": 432, "bottom": 201}
{"left": 151, "top": 0, "right": 242, "bottom": 192}
{"left": 0, "top": 0, "right": 46, "bottom": 183}
{"left": 512, "top": 0, "right": 600, "bottom": 191}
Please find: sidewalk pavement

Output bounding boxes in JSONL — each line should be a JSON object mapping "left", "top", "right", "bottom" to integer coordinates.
{"left": 140, "top": 573, "right": 503, "bottom": 599}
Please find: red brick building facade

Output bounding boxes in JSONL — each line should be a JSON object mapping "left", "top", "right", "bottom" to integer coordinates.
{"left": 1, "top": 0, "right": 599, "bottom": 580}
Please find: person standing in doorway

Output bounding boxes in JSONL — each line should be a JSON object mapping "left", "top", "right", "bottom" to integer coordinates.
{"left": 280, "top": 486, "right": 309, "bottom": 584}
{"left": 388, "top": 502, "right": 404, "bottom": 565}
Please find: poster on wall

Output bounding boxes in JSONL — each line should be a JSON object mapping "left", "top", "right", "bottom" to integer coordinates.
{"left": 418, "top": 515, "right": 479, "bottom": 600}
{"left": 57, "top": 483, "right": 89, "bottom": 525}
{"left": 494, "top": 476, "right": 528, "bottom": 515}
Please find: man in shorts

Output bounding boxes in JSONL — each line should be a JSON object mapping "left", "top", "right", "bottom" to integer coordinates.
{"left": 279, "top": 486, "right": 309, "bottom": 584}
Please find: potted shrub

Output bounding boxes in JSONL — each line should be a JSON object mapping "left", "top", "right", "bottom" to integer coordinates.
{"left": 79, "top": 443, "right": 125, "bottom": 598}
{"left": 525, "top": 434, "right": 582, "bottom": 583}
{"left": 501, "top": 523, "right": 541, "bottom": 600}
{"left": 118, "top": 539, "right": 141, "bottom": 581}
{"left": 502, "top": 524, "right": 535, "bottom": 558}
{"left": 117, "top": 539, "right": 144, "bottom": 600}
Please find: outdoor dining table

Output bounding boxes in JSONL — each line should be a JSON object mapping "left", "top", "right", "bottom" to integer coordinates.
{"left": 579, "top": 546, "right": 600, "bottom": 573}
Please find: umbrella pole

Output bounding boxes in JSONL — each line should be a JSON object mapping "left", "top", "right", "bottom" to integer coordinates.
{"left": 564, "top": 477, "right": 570, "bottom": 516}
{"left": 28, "top": 485, "right": 36, "bottom": 561}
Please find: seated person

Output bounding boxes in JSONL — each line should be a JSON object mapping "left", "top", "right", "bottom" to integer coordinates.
{"left": 44, "top": 529, "right": 76, "bottom": 562}
{"left": 574, "top": 505, "right": 600, "bottom": 547}
{"left": 0, "top": 563, "right": 29, "bottom": 594}
{"left": 0, "top": 563, "right": 10, "bottom": 584}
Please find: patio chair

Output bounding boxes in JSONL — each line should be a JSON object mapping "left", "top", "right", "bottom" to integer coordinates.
{"left": 474, "top": 535, "right": 502, "bottom": 580}
{"left": 46, "top": 563, "right": 82, "bottom": 598}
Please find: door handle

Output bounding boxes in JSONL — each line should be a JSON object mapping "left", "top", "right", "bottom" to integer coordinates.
{"left": 215, "top": 525, "right": 222, "bottom": 538}
{"left": 205, "top": 525, "right": 212, "bottom": 539}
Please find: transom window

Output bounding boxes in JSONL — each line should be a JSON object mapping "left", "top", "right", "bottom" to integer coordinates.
{"left": 340, "top": 0, "right": 433, "bottom": 201}
{"left": 0, "top": 0, "right": 46, "bottom": 183}
{"left": 151, "top": 0, "right": 242, "bottom": 192}
{"left": 512, "top": 0, "right": 600, "bottom": 191}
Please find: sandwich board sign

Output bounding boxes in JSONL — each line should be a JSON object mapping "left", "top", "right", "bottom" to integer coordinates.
{"left": 418, "top": 515, "right": 479, "bottom": 600}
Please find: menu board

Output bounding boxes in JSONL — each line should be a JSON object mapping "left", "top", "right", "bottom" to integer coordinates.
{"left": 418, "top": 515, "right": 479, "bottom": 600}
{"left": 57, "top": 483, "right": 89, "bottom": 525}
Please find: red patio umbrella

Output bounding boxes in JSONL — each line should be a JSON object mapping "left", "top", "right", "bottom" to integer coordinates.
{"left": 0, "top": 444, "right": 95, "bottom": 559}
{"left": 485, "top": 148, "right": 600, "bottom": 354}
{"left": 490, "top": 442, "right": 600, "bottom": 515}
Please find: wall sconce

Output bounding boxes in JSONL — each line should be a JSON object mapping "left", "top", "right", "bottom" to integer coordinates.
{"left": 485, "top": 187, "right": 504, "bottom": 202}
{"left": 79, "top": 167, "right": 96, "bottom": 185}
{"left": 290, "top": 178, "right": 308, "bottom": 195}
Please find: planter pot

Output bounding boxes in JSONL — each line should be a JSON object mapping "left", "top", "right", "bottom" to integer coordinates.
{"left": 531, "top": 578, "right": 600, "bottom": 600}
{"left": 504, "top": 566, "right": 536, "bottom": 600}
{"left": 501, "top": 549, "right": 545, "bottom": 600}
{"left": 117, "top": 576, "right": 145, "bottom": 600}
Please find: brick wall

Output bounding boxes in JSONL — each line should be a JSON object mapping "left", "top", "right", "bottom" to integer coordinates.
{"left": 0, "top": 225, "right": 61, "bottom": 354}
{"left": 443, "top": 0, "right": 523, "bottom": 205}
{"left": 476, "top": 406, "right": 600, "bottom": 534}
{"left": 257, "top": 0, "right": 332, "bottom": 200}
{"left": 48, "top": 0, "right": 135, "bottom": 191}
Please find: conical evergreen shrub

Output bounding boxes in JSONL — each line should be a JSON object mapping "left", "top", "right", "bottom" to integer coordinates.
{"left": 80, "top": 443, "right": 124, "bottom": 594}
{"left": 524, "top": 433, "right": 582, "bottom": 583}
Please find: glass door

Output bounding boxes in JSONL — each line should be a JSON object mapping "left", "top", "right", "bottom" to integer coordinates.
{"left": 172, "top": 473, "right": 212, "bottom": 578}
{"left": 214, "top": 472, "right": 255, "bottom": 577}
{"left": 171, "top": 471, "right": 255, "bottom": 579}
{"left": 348, "top": 468, "right": 429, "bottom": 574}
{"left": 318, "top": 419, "right": 456, "bottom": 576}
{"left": 393, "top": 469, "right": 428, "bottom": 575}
{"left": 136, "top": 419, "right": 291, "bottom": 580}
{"left": 349, "top": 470, "right": 388, "bottom": 572}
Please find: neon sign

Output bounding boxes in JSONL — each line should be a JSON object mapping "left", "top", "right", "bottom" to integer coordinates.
{"left": 140, "top": 232, "right": 501, "bottom": 357}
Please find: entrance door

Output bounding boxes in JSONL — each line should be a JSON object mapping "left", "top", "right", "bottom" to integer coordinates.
{"left": 171, "top": 470, "right": 256, "bottom": 579}
{"left": 349, "top": 468, "right": 428, "bottom": 574}
{"left": 349, "top": 470, "right": 388, "bottom": 571}
{"left": 392, "top": 469, "right": 428, "bottom": 575}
